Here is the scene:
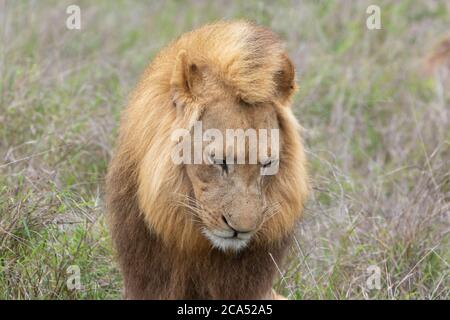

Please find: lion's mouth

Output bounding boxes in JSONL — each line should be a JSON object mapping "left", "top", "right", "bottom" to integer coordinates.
{"left": 201, "top": 228, "right": 251, "bottom": 252}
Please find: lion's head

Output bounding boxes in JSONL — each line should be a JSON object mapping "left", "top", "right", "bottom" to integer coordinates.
{"left": 117, "top": 21, "right": 309, "bottom": 253}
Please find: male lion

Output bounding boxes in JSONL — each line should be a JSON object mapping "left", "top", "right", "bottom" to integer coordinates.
{"left": 424, "top": 35, "right": 450, "bottom": 86}
{"left": 106, "top": 21, "right": 309, "bottom": 299}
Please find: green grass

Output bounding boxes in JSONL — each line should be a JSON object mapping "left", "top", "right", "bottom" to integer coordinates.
{"left": 1, "top": 0, "right": 449, "bottom": 299}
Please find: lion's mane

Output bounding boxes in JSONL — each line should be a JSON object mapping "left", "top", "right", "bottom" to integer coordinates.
{"left": 106, "top": 21, "right": 309, "bottom": 299}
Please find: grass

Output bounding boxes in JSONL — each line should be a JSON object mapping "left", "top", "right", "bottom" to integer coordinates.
{"left": 0, "top": 0, "right": 449, "bottom": 299}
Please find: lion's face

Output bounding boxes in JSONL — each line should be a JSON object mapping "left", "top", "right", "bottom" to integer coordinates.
{"left": 134, "top": 34, "right": 307, "bottom": 253}
{"left": 184, "top": 99, "right": 281, "bottom": 251}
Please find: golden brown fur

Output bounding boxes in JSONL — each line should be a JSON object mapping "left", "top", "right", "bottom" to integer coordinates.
{"left": 106, "top": 21, "right": 309, "bottom": 299}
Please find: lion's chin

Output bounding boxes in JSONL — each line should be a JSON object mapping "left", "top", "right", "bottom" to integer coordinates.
{"left": 201, "top": 229, "right": 250, "bottom": 252}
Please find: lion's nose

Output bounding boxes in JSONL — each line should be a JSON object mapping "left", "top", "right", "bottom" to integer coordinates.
{"left": 221, "top": 215, "right": 258, "bottom": 235}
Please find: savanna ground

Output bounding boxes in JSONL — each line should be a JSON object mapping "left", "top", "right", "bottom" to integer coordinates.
{"left": 0, "top": 0, "right": 449, "bottom": 299}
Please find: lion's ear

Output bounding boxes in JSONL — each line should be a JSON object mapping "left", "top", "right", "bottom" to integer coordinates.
{"left": 170, "top": 50, "right": 203, "bottom": 107}
{"left": 274, "top": 54, "right": 297, "bottom": 106}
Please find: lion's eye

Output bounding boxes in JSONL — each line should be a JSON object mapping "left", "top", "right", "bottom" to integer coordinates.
{"left": 262, "top": 160, "right": 272, "bottom": 168}
{"left": 212, "top": 158, "right": 228, "bottom": 174}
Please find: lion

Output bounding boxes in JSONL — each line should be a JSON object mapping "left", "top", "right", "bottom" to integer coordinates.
{"left": 424, "top": 35, "right": 450, "bottom": 85}
{"left": 106, "top": 20, "right": 309, "bottom": 299}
